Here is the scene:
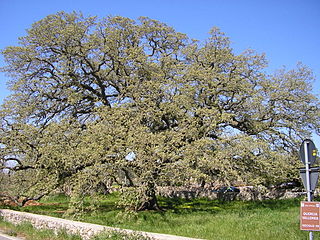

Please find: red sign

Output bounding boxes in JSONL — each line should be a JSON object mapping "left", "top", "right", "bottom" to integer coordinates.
{"left": 301, "top": 201, "right": 320, "bottom": 231}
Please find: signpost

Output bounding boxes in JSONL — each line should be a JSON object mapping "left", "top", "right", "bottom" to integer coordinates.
{"left": 300, "top": 167, "right": 320, "bottom": 194}
{"left": 299, "top": 139, "right": 318, "bottom": 240}
{"left": 301, "top": 201, "right": 320, "bottom": 231}
{"left": 300, "top": 140, "right": 317, "bottom": 165}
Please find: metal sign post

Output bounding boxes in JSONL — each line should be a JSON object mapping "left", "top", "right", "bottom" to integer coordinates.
{"left": 305, "top": 140, "right": 313, "bottom": 240}
{"left": 305, "top": 141, "right": 312, "bottom": 202}
{"left": 299, "top": 139, "right": 318, "bottom": 240}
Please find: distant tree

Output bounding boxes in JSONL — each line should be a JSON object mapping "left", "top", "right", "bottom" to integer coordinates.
{"left": 1, "top": 12, "right": 319, "bottom": 210}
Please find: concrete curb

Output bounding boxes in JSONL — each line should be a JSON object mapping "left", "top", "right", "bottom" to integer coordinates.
{"left": 0, "top": 209, "right": 204, "bottom": 240}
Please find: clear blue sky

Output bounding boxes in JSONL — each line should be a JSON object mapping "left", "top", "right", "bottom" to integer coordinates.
{"left": 0, "top": 0, "right": 319, "bottom": 145}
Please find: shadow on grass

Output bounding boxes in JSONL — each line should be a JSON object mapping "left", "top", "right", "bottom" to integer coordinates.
{"left": 157, "top": 195, "right": 303, "bottom": 214}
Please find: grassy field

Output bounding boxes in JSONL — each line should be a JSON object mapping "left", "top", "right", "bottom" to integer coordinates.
{"left": 1, "top": 193, "right": 319, "bottom": 240}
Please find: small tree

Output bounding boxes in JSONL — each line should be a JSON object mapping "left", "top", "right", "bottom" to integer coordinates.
{"left": 1, "top": 12, "right": 319, "bottom": 211}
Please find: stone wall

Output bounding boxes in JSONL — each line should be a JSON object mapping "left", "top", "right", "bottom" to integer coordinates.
{"left": 157, "top": 186, "right": 306, "bottom": 201}
{"left": 0, "top": 209, "right": 202, "bottom": 240}
{"left": 156, "top": 186, "right": 218, "bottom": 200}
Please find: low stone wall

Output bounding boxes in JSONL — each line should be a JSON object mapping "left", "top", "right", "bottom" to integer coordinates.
{"left": 157, "top": 186, "right": 218, "bottom": 200}
{"left": 157, "top": 186, "right": 306, "bottom": 201}
{"left": 0, "top": 209, "right": 202, "bottom": 240}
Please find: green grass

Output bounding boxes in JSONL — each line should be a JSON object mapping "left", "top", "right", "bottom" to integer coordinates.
{"left": 0, "top": 219, "right": 151, "bottom": 240}
{"left": 1, "top": 193, "right": 320, "bottom": 240}
{"left": 92, "top": 230, "right": 151, "bottom": 240}
{"left": 0, "top": 219, "right": 82, "bottom": 240}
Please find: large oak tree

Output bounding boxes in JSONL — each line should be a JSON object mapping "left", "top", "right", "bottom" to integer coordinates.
{"left": 1, "top": 12, "right": 319, "bottom": 210}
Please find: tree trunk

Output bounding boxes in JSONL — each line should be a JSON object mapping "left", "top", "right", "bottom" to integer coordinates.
{"left": 136, "top": 181, "right": 160, "bottom": 211}
{"left": 200, "top": 178, "right": 206, "bottom": 188}
{"left": 122, "top": 168, "right": 134, "bottom": 187}
{"left": 96, "top": 182, "right": 109, "bottom": 195}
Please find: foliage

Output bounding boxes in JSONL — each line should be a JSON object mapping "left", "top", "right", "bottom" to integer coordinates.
{"left": 0, "top": 11, "right": 319, "bottom": 211}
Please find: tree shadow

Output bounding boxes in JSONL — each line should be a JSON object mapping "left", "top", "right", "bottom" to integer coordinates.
{"left": 157, "top": 196, "right": 303, "bottom": 214}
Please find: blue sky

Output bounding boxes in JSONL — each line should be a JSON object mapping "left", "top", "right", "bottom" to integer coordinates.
{"left": 0, "top": 0, "right": 319, "bottom": 146}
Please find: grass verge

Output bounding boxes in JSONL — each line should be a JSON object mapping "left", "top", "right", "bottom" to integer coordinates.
{"left": 0, "top": 218, "right": 151, "bottom": 240}
{"left": 0, "top": 219, "right": 81, "bottom": 240}
{"left": 1, "top": 193, "right": 319, "bottom": 240}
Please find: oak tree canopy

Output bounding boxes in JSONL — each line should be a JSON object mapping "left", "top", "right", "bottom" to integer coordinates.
{"left": 0, "top": 12, "right": 319, "bottom": 210}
